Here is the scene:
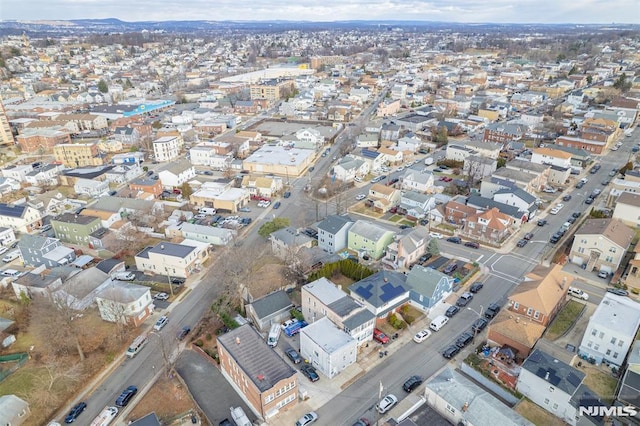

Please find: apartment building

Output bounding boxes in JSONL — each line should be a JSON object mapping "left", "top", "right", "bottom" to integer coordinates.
{"left": 53, "top": 142, "right": 104, "bottom": 167}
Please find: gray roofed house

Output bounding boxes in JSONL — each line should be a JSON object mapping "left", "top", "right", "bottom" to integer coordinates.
{"left": 18, "top": 234, "right": 76, "bottom": 268}
{"left": 467, "top": 194, "right": 527, "bottom": 223}
{"left": 401, "top": 170, "right": 435, "bottom": 194}
{"left": 383, "top": 226, "right": 429, "bottom": 269}
{"left": 317, "top": 214, "right": 354, "bottom": 254}
{"left": 405, "top": 265, "right": 453, "bottom": 310}
{"left": 89, "top": 196, "right": 159, "bottom": 214}
{"left": 300, "top": 317, "right": 357, "bottom": 379}
{"left": 128, "top": 412, "right": 162, "bottom": 426}
{"left": 348, "top": 270, "right": 409, "bottom": 317}
{"left": 52, "top": 267, "right": 110, "bottom": 310}
{"left": 506, "top": 158, "right": 550, "bottom": 175}
{"left": 95, "top": 280, "right": 153, "bottom": 326}
{"left": 217, "top": 324, "right": 298, "bottom": 418}
{"left": 246, "top": 290, "right": 294, "bottom": 332}
{"left": 425, "top": 367, "right": 533, "bottom": 426}
{"left": 516, "top": 348, "right": 592, "bottom": 425}
{"left": 179, "top": 222, "right": 236, "bottom": 246}
{"left": 618, "top": 340, "right": 640, "bottom": 412}
{"left": 135, "top": 241, "right": 203, "bottom": 279}
{"left": 269, "top": 227, "right": 314, "bottom": 260}
{"left": 0, "top": 395, "right": 30, "bottom": 426}
{"left": 95, "top": 258, "right": 126, "bottom": 275}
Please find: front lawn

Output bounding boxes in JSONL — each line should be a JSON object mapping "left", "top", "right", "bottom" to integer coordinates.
{"left": 545, "top": 300, "right": 585, "bottom": 341}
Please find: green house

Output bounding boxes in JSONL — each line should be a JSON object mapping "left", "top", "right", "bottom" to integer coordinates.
{"left": 347, "top": 220, "right": 395, "bottom": 260}
{"left": 51, "top": 213, "right": 103, "bottom": 245}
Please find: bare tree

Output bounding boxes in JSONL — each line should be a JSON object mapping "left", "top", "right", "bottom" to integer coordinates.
{"left": 30, "top": 359, "right": 82, "bottom": 409}
{"left": 282, "top": 244, "right": 313, "bottom": 285}
{"left": 32, "top": 295, "right": 86, "bottom": 361}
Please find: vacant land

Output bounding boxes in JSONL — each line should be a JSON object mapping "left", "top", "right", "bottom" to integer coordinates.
{"left": 128, "top": 374, "right": 197, "bottom": 423}
{"left": 515, "top": 398, "right": 566, "bottom": 426}
{"left": 545, "top": 300, "right": 585, "bottom": 341}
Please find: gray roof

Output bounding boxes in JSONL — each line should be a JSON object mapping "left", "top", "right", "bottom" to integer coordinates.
{"left": 303, "top": 277, "right": 346, "bottom": 305}
{"left": 466, "top": 195, "right": 524, "bottom": 218}
{"left": 402, "top": 171, "right": 433, "bottom": 185}
{"left": 96, "top": 281, "right": 149, "bottom": 303}
{"left": 249, "top": 290, "right": 293, "bottom": 319}
{"left": 349, "top": 220, "right": 394, "bottom": 242}
{"left": 327, "top": 296, "right": 362, "bottom": 318}
{"left": 95, "top": 258, "right": 124, "bottom": 274}
{"left": 52, "top": 212, "right": 101, "bottom": 225}
{"left": 342, "top": 309, "right": 375, "bottom": 330}
{"left": 181, "top": 222, "right": 235, "bottom": 238}
{"left": 405, "top": 265, "right": 451, "bottom": 297}
{"left": 300, "top": 317, "right": 355, "bottom": 354}
{"left": 494, "top": 187, "right": 536, "bottom": 204}
{"left": 148, "top": 242, "right": 197, "bottom": 258}
{"left": 507, "top": 159, "right": 549, "bottom": 174}
{"left": 90, "top": 196, "right": 156, "bottom": 213}
{"left": 521, "top": 348, "right": 585, "bottom": 396}
{"left": 492, "top": 167, "right": 538, "bottom": 184}
{"left": 618, "top": 341, "right": 640, "bottom": 408}
{"left": 588, "top": 293, "right": 640, "bottom": 338}
{"left": 0, "top": 395, "right": 30, "bottom": 424}
{"left": 218, "top": 324, "right": 297, "bottom": 393}
{"left": 317, "top": 214, "right": 354, "bottom": 235}
{"left": 426, "top": 368, "right": 534, "bottom": 426}
{"left": 18, "top": 233, "right": 56, "bottom": 251}
{"left": 270, "top": 227, "right": 313, "bottom": 246}
{"left": 349, "top": 270, "right": 408, "bottom": 309}
{"left": 160, "top": 159, "right": 193, "bottom": 176}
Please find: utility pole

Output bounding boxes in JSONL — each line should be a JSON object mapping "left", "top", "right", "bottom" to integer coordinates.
{"left": 376, "top": 381, "right": 383, "bottom": 426}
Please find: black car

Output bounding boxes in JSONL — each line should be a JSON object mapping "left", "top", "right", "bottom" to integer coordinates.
{"left": 464, "top": 241, "right": 480, "bottom": 249}
{"left": 575, "top": 181, "right": 585, "bottom": 189}
{"left": 301, "top": 364, "right": 319, "bottom": 382}
{"left": 402, "top": 375, "right": 423, "bottom": 392}
{"left": 446, "top": 236, "right": 462, "bottom": 244}
{"left": 399, "top": 224, "right": 411, "bottom": 229}
{"left": 286, "top": 348, "right": 302, "bottom": 364}
{"left": 537, "top": 219, "right": 547, "bottom": 226}
{"left": 585, "top": 197, "right": 594, "bottom": 204}
{"left": 455, "top": 332, "right": 474, "bottom": 349}
{"left": 567, "top": 217, "right": 577, "bottom": 224}
{"left": 456, "top": 292, "right": 474, "bottom": 307}
{"left": 147, "top": 170, "right": 154, "bottom": 176}
{"left": 471, "top": 318, "right": 488, "bottom": 332}
{"left": 485, "top": 302, "right": 501, "bottom": 319}
{"left": 177, "top": 326, "right": 191, "bottom": 340}
{"left": 283, "top": 191, "right": 291, "bottom": 198}
{"left": 469, "top": 282, "right": 484, "bottom": 293}
{"left": 572, "top": 211, "right": 581, "bottom": 218}
{"left": 443, "top": 263, "right": 458, "bottom": 275}
{"left": 606, "top": 288, "right": 629, "bottom": 297}
{"left": 523, "top": 232, "right": 534, "bottom": 240}
{"left": 418, "top": 253, "right": 432, "bottom": 263}
{"left": 171, "top": 277, "right": 186, "bottom": 285}
{"left": 562, "top": 195, "right": 572, "bottom": 201}
{"left": 115, "top": 386, "right": 138, "bottom": 407}
{"left": 64, "top": 402, "right": 87, "bottom": 423}
{"left": 516, "top": 239, "right": 528, "bottom": 248}
{"left": 442, "top": 345, "right": 461, "bottom": 359}
{"left": 445, "top": 305, "right": 460, "bottom": 317}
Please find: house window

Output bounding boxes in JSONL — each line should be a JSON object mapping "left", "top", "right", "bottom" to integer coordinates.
{"left": 587, "top": 341, "right": 593, "bottom": 348}
{"left": 526, "top": 308, "right": 533, "bottom": 316}
{"left": 446, "top": 404, "right": 456, "bottom": 414}
{"left": 591, "top": 329, "right": 597, "bottom": 336}
{"left": 544, "top": 398, "right": 550, "bottom": 405}
{"left": 553, "top": 403, "right": 558, "bottom": 410}
{"left": 578, "top": 247, "right": 584, "bottom": 254}
{"left": 614, "top": 352, "right": 619, "bottom": 358}
{"left": 549, "top": 386, "right": 554, "bottom": 392}
{"left": 610, "top": 337, "right": 616, "bottom": 345}
{"left": 606, "top": 349, "right": 611, "bottom": 356}
{"left": 534, "top": 311, "right": 540, "bottom": 319}
{"left": 609, "top": 247, "right": 616, "bottom": 253}
{"left": 599, "top": 332, "right": 604, "bottom": 339}
{"left": 594, "top": 344, "right": 600, "bottom": 350}
{"left": 618, "top": 340, "right": 624, "bottom": 347}
{"left": 513, "top": 302, "right": 519, "bottom": 310}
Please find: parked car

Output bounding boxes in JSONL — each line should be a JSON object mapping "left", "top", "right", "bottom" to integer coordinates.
{"left": 115, "top": 386, "right": 138, "bottom": 407}
{"left": 572, "top": 211, "right": 581, "bottom": 218}
{"left": 301, "top": 365, "right": 319, "bottom": 382}
{"left": 239, "top": 207, "right": 251, "bottom": 212}
{"left": 445, "top": 305, "right": 460, "bottom": 317}
{"left": 154, "top": 315, "right": 169, "bottom": 331}
{"left": 273, "top": 201, "right": 281, "bottom": 209}
{"left": 471, "top": 318, "right": 488, "bottom": 332}
{"left": 352, "top": 419, "right": 371, "bottom": 426}
{"left": 597, "top": 270, "right": 609, "bottom": 279}
{"left": 286, "top": 348, "right": 302, "bottom": 364}
{"left": 442, "top": 345, "right": 461, "bottom": 359}
{"left": 429, "top": 232, "right": 443, "bottom": 239}
{"left": 373, "top": 328, "right": 389, "bottom": 344}
{"left": 568, "top": 287, "right": 589, "bottom": 300}
{"left": 516, "top": 239, "right": 528, "bottom": 248}
{"left": 464, "top": 241, "right": 480, "bottom": 249}
{"left": 443, "top": 263, "right": 458, "bottom": 275}
{"left": 402, "top": 375, "right": 423, "bottom": 393}
{"left": 295, "top": 412, "right": 318, "bottom": 426}
{"left": 355, "top": 194, "right": 366, "bottom": 201}
{"left": 177, "top": 326, "right": 191, "bottom": 340}
{"left": 455, "top": 292, "right": 474, "bottom": 307}
{"left": 376, "top": 394, "right": 398, "bottom": 414}
{"left": 64, "top": 402, "right": 87, "bottom": 423}
{"left": 585, "top": 197, "right": 594, "bottom": 204}
{"left": 606, "top": 288, "right": 629, "bottom": 297}
{"left": 575, "top": 181, "right": 585, "bottom": 189}
{"left": 418, "top": 253, "right": 432, "bottom": 264}
{"left": 455, "top": 332, "right": 474, "bottom": 349}
{"left": 537, "top": 219, "right": 547, "bottom": 226}
{"left": 484, "top": 302, "right": 501, "bottom": 319}
{"left": 413, "top": 329, "right": 431, "bottom": 343}
{"left": 171, "top": 277, "right": 186, "bottom": 285}
{"left": 283, "top": 191, "right": 291, "bottom": 198}
{"left": 523, "top": 232, "right": 534, "bottom": 240}
{"left": 446, "top": 236, "right": 461, "bottom": 244}
{"left": 562, "top": 195, "right": 572, "bottom": 201}
{"left": 469, "top": 282, "right": 483, "bottom": 293}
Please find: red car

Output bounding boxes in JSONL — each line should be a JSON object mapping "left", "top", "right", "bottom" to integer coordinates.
{"left": 172, "top": 189, "right": 181, "bottom": 194}
{"left": 373, "top": 328, "right": 389, "bottom": 344}
{"left": 443, "top": 177, "right": 453, "bottom": 182}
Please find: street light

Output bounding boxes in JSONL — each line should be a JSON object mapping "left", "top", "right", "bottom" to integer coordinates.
{"left": 468, "top": 305, "right": 484, "bottom": 343}
{"left": 164, "top": 266, "right": 174, "bottom": 297}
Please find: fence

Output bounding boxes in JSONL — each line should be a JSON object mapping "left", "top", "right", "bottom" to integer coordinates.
{"left": 0, "top": 352, "right": 29, "bottom": 383}
{"left": 460, "top": 362, "right": 520, "bottom": 405}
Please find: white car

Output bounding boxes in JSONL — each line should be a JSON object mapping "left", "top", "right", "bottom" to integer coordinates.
{"left": 355, "top": 194, "right": 366, "bottom": 201}
{"left": 429, "top": 232, "right": 443, "bottom": 239}
{"left": 376, "top": 394, "right": 398, "bottom": 414}
{"left": 354, "top": 176, "right": 362, "bottom": 183}
{"left": 413, "top": 329, "right": 432, "bottom": 343}
{"left": 567, "top": 287, "right": 589, "bottom": 300}
{"left": 295, "top": 412, "right": 318, "bottom": 426}
{"left": 154, "top": 292, "right": 169, "bottom": 300}
{"left": 153, "top": 315, "right": 169, "bottom": 331}
{"left": 281, "top": 319, "right": 296, "bottom": 330}
{"left": 0, "top": 247, "right": 7, "bottom": 256}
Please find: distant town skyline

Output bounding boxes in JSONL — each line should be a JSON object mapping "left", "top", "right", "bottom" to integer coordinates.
{"left": 2, "top": 0, "right": 639, "bottom": 25}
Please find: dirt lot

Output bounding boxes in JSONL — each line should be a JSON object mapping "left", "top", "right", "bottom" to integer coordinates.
{"left": 251, "top": 260, "right": 289, "bottom": 298}
{"left": 515, "top": 398, "right": 566, "bottom": 426}
{"left": 128, "top": 374, "right": 198, "bottom": 423}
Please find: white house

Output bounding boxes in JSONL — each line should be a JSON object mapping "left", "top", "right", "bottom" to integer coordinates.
{"left": 299, "top": 317, "right": 357, "bottom": 379}
{"left": 74, "top": 178, "right": 110, "bottom": 197}
{"left": 95, "top": 280, "right": 154, "bottom": 327}
{"left": 569, "top": 218, "right": 633, "bottom": 275}
{"left": 0, "top": 203, "right": 42, "bottom": 234}
{"left": 157, "top": 160, "right": 196, "bottom": 189}
{"left": 578, "top": 293, "right": 640, "bottom": 367}
{"left": 356, "top": 132, "right": 379, "bottom": 148}
{"left": 316, "top": 214, "right": 354, "bottom": 254}
{"left": 135, "top": 241, "right": 208, "bottom": 279}
{"left": 397, "top": 134, "right": 422, "bottom": 153}
{"left": 531, "top": 147, "right": 573, "bottom": 169}
{"left": 153, "top": 136, "right": 181, "bottom": 162}
{"left": 0, "top": 227, "right": 16, "bottom": 247}
{"left": 295, "top": 128, "right": 324, "bottom": 148}
{"left": 333, "top": 156, "right": 370, "bottom": 182}
{"left": 446, "top": 143, "right": 479, "bottom": 162}
{"left": 401, "top": 170, "right": 434, "bottom": 194}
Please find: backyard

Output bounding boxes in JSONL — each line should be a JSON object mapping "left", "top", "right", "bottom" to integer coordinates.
{"left": 515, "top": 399, "right": 566, "bottom": 426}
{"left": 128, "top": 373, "right": 197, "bottom": 423}
{"left": 544, "top": 300, "right": 585, "bottom": 341}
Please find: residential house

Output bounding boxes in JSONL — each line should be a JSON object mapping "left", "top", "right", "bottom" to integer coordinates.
{"left": 18, "top": 234, "right": 76, "bottom": 268}
{"left": 462, "top": 207, "right": 513, "bottom": 244}
{"left": 556, "top": 135, "right": 608, "bottom": 155}
{"left": 316, "top": 214, "right": 354, "bottom": 254}
{"left": 295, "top": 128, "right": 324, "bottom": 149}
{"left": 531, "top": 147, "right": 573, "bottom": 169}
{"left": 507, "top": 264, "right": 573, "bottom": 326}
{"left": 623, "top": 244, "right": 640, "bottom": 292}
{"left": 395, "top": 114, "right": 435, "bottom": 132}
{"left": 444, "top": 197, "right": 477, "bottom": 226}
{"left": 377, "top": 99, "right": 401, "bottom": 117}
{"left": 24, "top": 163, "right": 65, "bottom": 186}
{"left": 465, "top": 140, "right": 503, "bottom": 160}
{"left": 463, "top": 155, "right": 497, "bottom": 182}
{"left": 129, "top": 177, "right": 164, "bottom": 198}
{"left": 401, "top": 170, "right": 434, "bottom": 194}
{"left": 404, "top": 265, "right": 453, "bottom": 312}
{"left": 356, "top": 132, "right": 379, "bottom": 149}
{"left": 483, "top": 123, "right": 526, "bottom": 146}
{"left": 0, "top": 203, "right": 42, "bottom": 233}
{"left": 26, "top": 190, "right": 69, "bottom": 216}
{"left": 74, "top": 177, "right": 109, "bottom": 197}
{"left": 492, "top": 188, "right": 538, "bottom": 220}
{"left": 112, "top": 126, "right": 141, "bottom": 145}
{"left": 368, "top": 183, "right": 401, "bottom": 213}
{"left": 217, "top": 325, "right": 298, "bottom": 419}
{"left": 301, "top": 277, "right": 374, "bottom": 346}
{"left": 569, "top": 218, "right": 633, "bottom": 274}
{"left": 356, "top": 148, "right": 385, "bottom": 172}
{"left": 398, "top": 191, "right": 435, "bottom": 219}
{"left": 190, "top": 181, "right": 250, "bottom": 214}
{"left": 1, "top": 164, "right": 34, "bottom": 182}
{"left": 51, "top": 267, "right": 109, "bottom": 311}
{"left": 135, "top": 242, "right": 208, "bottom": 278}
{"left": 348, "top": 270, "right": 408, "bottom": 320}
{"left": 617, "top": 340, "right": 640, "bottom": 413}
{"left": 426, "top": 368, "right": 534, "bottom": 426}
{"left": 241, "top": 175, "right": 284, "bottom": 199}
{"left": 269, "top": 227, "right": 315, "bottom": 260}
{"left": 104, "top": 163, "right": 143, "bottom": 185}
{"left": 348, "top": 220, "right": 395, "bottom": 260}
{"left": 246, "top": 290, "right": 294, "bottom": 332}
{"left": 50, "top": 213, "right": 103, "bottom": 245}
{"left": 95, "top": 281, "right": 153, "bottom": 327}
{"left": 487, "top": 310, "right": 547, "bottom": 359}
{"left": 466, "top": 194, "right": 529, "bottom": 224}
{"left": 300, "top": 317, "right": 357, "bottom": 379}
{"left": 53, "top": 142, "right": 104, "bottom": 167}
{"left": 242, "top": 145, "right": 315, "bottom": 177}
{"left": 333, "top": 156, "right": 370, "bottom": 182}
{"left": 0, "top": 395, "right": 31, "bottom": 426}
{"left": 178, "top": 223, "right": 236, "bottom": 247}
{"left": 383, "top": 227, "right": 429, "bottom": 270}
{"left": 377, "top": 146, "right": 403, "bottom": 164}
{"left": 397, "top": 134, "right": 423, "bottom": 153}
{"left": 11, "top": 269, "right": 64, "bottom": 299}
{"left": 82, "top": 197, "right": 161, "bottom": 230}
{"left": 516, "top": 349, "right": 599, "bottom": 426}
{"left": 157, "top": 160, "right": 196, "bottom": 188}
{"left": 578, "top": 293, "right": 640, "bottom": 367}
{"left": 0, "top": 227, "right": 16, "bottom": 247}
{"left": 612, "top": 192, "right": 640, "bottom": 228}
{"left": 153, "top": 136, "right": 181, "bottom": 162}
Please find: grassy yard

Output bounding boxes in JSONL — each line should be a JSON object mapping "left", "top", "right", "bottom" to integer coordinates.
{"left": 388, "top": 214, "right": 402, "bottom": 223}
{"left": 581, "top": 365, "right": 618, "bottom": 403}
{"left": 515, "top": 399, "right": 566, "bottom": 426}
{"left": 545, "top": 300, "right": 585, "bottom": 341}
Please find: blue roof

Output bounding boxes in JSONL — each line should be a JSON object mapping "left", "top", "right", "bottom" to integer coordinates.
{"left": 360, "top": 149, "right": 380, "bottom": 159}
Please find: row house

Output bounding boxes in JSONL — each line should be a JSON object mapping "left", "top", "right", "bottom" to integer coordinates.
{"left": 129, "top": 177, "right": 163, "bottom": 198}
{"left": 444, "top": 197, "right": 477, "bottom": 226}
{"left": 462, "top": 207, "right": 512, "bottom": 244}
{"left": 316, "top": 214, "right": 354, "bottom": 255}
{"left": 24, "top": 163, "right": 65, "bottom": 186}
{"left": 482, "top": 123, "right": 526, "bottom": 147}
{"left": 104, "top": 164, "right": 142, "bottom": 185}
{"left": 531, "top": 147, "right": 572, "bottom": 169}
{"left": 16, "top": 128, "right": 71, "bottom": 153}
{"left": 112, "top": 126, "right": 141, "bottom": 145}
{"left": 376, "top": 99, "right": 401, "bottom": 118}
{"left": 53, "top": 142, "right": 104, "bottom": 168}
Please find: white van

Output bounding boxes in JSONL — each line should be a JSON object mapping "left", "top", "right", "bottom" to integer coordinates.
{"left": 429, "top": 315, "right": 449, "bottom": 332}
{"left": 90, "top": 406, "right": 118, "bottom": 426}
{"left": 199, "top": 207, "right": 216, "bottom": 215}
{"left": 0, "top": 269, "right": 20, "bottom": 277}
{"left": 230, "top": 407, "right": 251, "bottom": 426}
{"left": 267, "top": 324, "right": 281, "bottom": 347}
{"left": 2, "top": 251, "right": 20, "bottom": 263}
{"left": 126, "top": 334, "right": 148, "bottom": 358}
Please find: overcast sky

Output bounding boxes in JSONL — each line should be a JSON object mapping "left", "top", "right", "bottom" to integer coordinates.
{"left": 3, "top": 0, "right": 638, "bottom": 24}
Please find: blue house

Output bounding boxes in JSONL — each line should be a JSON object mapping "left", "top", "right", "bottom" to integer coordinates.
{"left": 405, "top": 265, "right": 453, "bottom": 311}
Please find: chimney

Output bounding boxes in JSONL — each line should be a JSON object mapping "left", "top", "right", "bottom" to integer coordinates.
{"left": 545, "top": 371, "right": 550, "bottom": 381}
{"left": 160, "top": 244, "right": 165, "bottom": 250}
{"left": 561, "top": 277, "right": 566, "bottom": 289}
{"left": 462, "top": 402, "right": 469, "bottom": 412}
{"left": 235, "top": 337, "right": 241, "bottom": 345}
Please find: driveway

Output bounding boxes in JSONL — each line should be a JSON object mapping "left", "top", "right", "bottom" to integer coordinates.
{"left": 175, "top": 349, "right": 255, "bottom": 425}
